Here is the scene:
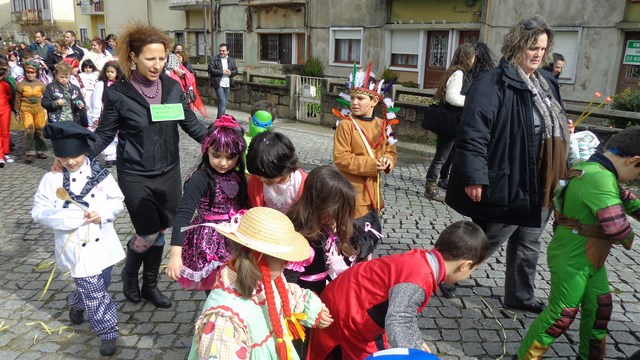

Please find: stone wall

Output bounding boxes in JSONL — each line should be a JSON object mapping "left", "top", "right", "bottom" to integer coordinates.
{"left": 193, "top": 66, "right": 637, "bottom": 143}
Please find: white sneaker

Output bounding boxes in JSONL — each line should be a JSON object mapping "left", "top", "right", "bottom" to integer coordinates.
{"left": 4, "top": 155, "right": 14, "bottom": 164}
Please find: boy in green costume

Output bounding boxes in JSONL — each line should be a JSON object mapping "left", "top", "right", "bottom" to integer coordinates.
{"left": 517, "top": 127, "right": 640, "bottom": 359}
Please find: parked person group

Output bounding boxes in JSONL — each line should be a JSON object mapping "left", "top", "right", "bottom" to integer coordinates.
{"left": 14, "top": 14, "right": 636, "bottom": 360}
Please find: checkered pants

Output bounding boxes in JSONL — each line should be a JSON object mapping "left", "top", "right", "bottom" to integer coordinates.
{"left": 67, "top": 267, "right": 119, "bottom": 340}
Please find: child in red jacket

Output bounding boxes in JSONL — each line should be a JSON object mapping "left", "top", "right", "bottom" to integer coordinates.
{"left": 307, "top": 221, "right": 488, "bottom": 360}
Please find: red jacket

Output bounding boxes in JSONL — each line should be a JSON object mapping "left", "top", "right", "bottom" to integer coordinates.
{"left": 307, "top": 249, "right": 446, "bottom": 359}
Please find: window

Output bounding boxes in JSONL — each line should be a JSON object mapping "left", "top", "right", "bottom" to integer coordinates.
{"left": 79, "top": 27, "right": 88, "bottom": 44}
{"left": 390, "top": 31, "right": 419, "bottom": 68}
{"left": 552, "top": 29, "right": 582, "bottom": 83}
{"left": 429, "top": 33, "right": 448, "bottom": 67}
{"left": 259, "top": 34, "right": 292, "bottom": 64}
{"left": 331, "top": 28, "right": 362, "bottom": 66}
{"left": 196, "top": 32, "right": 206, "bottom": 56}
{"left": 226, "top": 32, "right": 244, "bottom": 61}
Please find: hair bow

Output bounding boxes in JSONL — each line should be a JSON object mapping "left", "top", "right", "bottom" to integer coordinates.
{"left": 214, "top": 114, "right": 241, "bottom": 129}
{"left": 364, "top": 222, "right": 384, "bottom": 240}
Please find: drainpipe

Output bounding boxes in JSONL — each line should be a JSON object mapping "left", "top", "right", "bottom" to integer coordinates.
{"left": 305, "top": 0, "right": 310, "bottom": 61}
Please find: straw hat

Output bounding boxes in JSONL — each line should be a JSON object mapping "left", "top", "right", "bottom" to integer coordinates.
{"left": 213, "top": 207, "right": 310, "bottom": 262}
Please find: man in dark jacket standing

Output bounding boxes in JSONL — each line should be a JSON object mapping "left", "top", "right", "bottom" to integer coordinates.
{"left": 64, "top": 30, "right": 85, "bottom": 59}
{"left": 207, "top": 43, "right": 238, "bottom": 119}
{"left": 29, "top": 30, "right": 53, "bottom": 61}
{"left": 445, "top": 16, "right": 569, "bottom": 314}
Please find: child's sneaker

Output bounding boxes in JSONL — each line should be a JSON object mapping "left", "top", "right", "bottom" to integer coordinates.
{"left": 69, "top": 308, "right": 85, "bottom": 325}
{"left": 100, "top": 339, "right": 117, "bottom": 356}
{"left": 4, "top": 155, "right": 14, "bottom": 164}
{"left": 0, "top": 159, "right": 4, "bottom": 168}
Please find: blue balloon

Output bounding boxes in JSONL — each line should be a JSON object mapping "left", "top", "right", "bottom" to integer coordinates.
{"left": 365, "top": 348, "right": 440, "bottom": 359}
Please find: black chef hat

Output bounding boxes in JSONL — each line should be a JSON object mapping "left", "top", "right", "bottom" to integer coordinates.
{"left": 43, "top": 122, "right": 96, "bottom": 157}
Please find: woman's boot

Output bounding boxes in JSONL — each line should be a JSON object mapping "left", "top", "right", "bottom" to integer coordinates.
{"left": 141, "top": 245, "right": 172, "bottom": 308}
{"left": 424, "top": 181, "right": 445, "bottom": 202}
{"left": 121, "top": 238, "right": 145, "bottom": 303}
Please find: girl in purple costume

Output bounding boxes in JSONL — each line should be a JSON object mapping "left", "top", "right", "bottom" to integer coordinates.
{"left": 166, "top": 115, "right": 248, "bottom": 291}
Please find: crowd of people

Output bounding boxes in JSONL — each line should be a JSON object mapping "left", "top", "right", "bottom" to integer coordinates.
{"left": 1, "top": 14, "right": 637, "bottom": 360}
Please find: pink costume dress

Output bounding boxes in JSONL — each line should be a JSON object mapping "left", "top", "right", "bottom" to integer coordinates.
{"left": 173, "top": 169, "right": 243, "bottom": 290}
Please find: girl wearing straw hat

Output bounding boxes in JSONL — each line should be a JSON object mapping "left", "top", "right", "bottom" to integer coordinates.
{"left": 189, "top": 207, "right": 333, "bottom": 360}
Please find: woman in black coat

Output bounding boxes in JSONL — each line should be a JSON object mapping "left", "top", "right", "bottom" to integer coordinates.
{"left": 89, "top": 23, "right": 207, "bottom": 309}
{"left": 444, "top": 16, "right": 570, "bottom": 313}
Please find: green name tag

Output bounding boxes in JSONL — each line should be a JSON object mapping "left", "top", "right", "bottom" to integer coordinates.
{"left": 150, "top": 104, "right": 185, "bottom": 122}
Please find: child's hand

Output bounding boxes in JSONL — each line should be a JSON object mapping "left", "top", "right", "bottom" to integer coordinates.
{"left": 83, "top": 211, "right": 101, "bottom": 224}
{"left": 420, "top": 342, "right": 432, "bottom": 353}
{"left": 50, "top": 157, "right": 64, "bottom": 173}
{"left": 376, "top": 156, "right": 393, "bottom": 173}
{"left": 56, "top": 99, "right": 65, "bottom": 107}
{"left": 317, "top": 304, "right": 333, "bottom": 329}
{"left": 165, "top": 247, "right": 183, "bottom": 281}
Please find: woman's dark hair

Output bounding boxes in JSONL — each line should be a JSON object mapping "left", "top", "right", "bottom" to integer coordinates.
{"left": 467, "top": 42, "right": 495, "bottom": 81}
{"left": 98, "top": 61, "right": 123, "bottom": 82}
{"left": 246, "top": 131, "right": 298, "bottom": 178}
{"left": 81, "top": 59, "right": 97, "bottom": 72}
{"left": 287, "top": 165, "right": 358, "bottom": 257}
{"left": 435, "top": 43, "right": 476, "bottom": 103}
{"left": 434, "top": 220, "right": 488, "bottom": 266}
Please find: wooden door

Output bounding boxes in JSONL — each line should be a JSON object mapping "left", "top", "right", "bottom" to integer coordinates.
{"left": 423, "top": 31, "right": 449, "bottom": 89}
{"left": 459, "top": 30, "right": 480, "bottom": 46}
{"left": 616, "top": 32, "right": 640, "bottom": 94}
{"left": 296, "top": 33, "right": 305, "bottom": 65}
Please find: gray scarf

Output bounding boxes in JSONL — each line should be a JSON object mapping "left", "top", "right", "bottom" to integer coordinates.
{"left": 515, "top": 66, "right": 567, "bottom": 142}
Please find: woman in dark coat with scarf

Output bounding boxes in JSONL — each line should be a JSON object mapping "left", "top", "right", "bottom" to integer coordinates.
{"left": 445, "top": 16, "right": 570, "bottom": 313}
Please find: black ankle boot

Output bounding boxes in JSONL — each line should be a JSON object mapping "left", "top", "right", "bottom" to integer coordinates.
{"left": 121, "top": 238, "right": 145, "bottom": 303}
{"left": 100, "top": 339, "right": 117, "bottom": 356}
{"left": 141, "top": 245, "right": 172, "bottom": 308}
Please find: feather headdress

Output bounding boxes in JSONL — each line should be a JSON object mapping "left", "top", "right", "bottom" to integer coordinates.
{"left": 334, "top": 61, "right": 400, "bottom": 145}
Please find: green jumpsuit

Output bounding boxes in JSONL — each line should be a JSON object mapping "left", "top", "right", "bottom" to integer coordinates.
{"left": 517, "top": 157, "right": 637, "bottom": 359}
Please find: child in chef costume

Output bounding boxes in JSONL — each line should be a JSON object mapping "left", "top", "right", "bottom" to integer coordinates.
{"left": 32, "top": 121, "right": 125, "bottom": 357}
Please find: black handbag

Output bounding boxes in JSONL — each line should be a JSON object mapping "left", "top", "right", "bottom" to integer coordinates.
{"left": 421, "top": 103, "right": 458, "bottom": 138}
{"left": 352, "top": 210, "right": 383, "bottom": 261}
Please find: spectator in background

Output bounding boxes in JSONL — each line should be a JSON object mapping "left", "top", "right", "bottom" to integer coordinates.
{"left": 64, "top": 30, "right": 86, "bottom": 59}
{"left": 105, "top": 34, "right": 117, "bottom": 56}
{"left": 29, "top": 30, "right": 54, "bottom": 61}
{"left": 45, "top": 39, "right": 82, "bottom": 71}
{"left": 85, "top": 37, "right": 113, "bottom": 71}
{"left": 172, "top": 44, "right": 194, "bottom": 74}
{"left": 208, "top": 43, "right": 238, "bottom": 119}
{"left": 543, "top": 52, "right": 565, "bottom": 79}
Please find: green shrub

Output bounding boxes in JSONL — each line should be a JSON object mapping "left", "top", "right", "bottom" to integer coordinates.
{"left": 610, "top": 88, "right": 640, "bottom": 128}
{"left": 397, "top": 80, "right": 419, "bottom": 88}
{"left": 302, "top": 56, "right": 325, "bottom": 77}
{"left": 380, "top": 67, "right": 398, "bottom": 83}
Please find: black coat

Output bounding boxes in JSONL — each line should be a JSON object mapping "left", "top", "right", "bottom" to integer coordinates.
{"left": 207, "top": 55, "right": 238, "bottom": 89}
{"left": 444, "top": 58, "right": 563, "bottom": 227}
{"left": 89, "top": 74, "right": 207, "bottom": 175}
{"left": 41, "top": 81, "right": 87, "bottom": 126}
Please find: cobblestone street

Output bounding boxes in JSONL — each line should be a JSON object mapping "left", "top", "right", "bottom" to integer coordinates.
{"left": 0, "top": 107, "right": 638, "bottom": 359}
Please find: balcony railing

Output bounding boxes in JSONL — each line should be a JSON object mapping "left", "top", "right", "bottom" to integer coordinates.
{"left": 11, "top": 9, "right": 50, "bottom": 25}
{"left": 169, "top": 0, "right": 208, "bottom": 10}
{"left": 79, "top": 0, "right": 104, "bottom": 15}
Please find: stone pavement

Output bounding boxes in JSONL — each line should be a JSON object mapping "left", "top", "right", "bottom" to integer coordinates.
{"left": 0, "top": 107, "right": 639, "bottom": 360}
